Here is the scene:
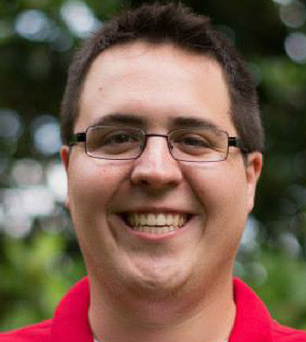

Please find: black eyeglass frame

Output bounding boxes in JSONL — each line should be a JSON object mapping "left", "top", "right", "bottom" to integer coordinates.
{"left": 68, "top": 125, "right": 248, "bottom": 163}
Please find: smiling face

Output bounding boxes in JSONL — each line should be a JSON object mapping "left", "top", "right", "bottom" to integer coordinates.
{"left": 61, "top": 42, "right": 262, "bottom": 312}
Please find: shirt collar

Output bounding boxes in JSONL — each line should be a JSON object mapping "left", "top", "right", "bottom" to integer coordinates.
{"left": 51, "top": 277, "right": 273, "bottom": 342}
{"left": 229, "top": 278, "right": 273, "bottom": 342}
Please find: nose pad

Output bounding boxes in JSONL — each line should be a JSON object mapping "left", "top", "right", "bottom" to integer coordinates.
{"left": 130, "top": 137, "right": 183, "bottom": 189}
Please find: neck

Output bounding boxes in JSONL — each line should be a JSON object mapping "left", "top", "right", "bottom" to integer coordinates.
{"left": 89, "top": 275, "right": 236, "bottom": 342}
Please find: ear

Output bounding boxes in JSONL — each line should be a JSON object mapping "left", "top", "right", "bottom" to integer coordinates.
{"left": 60, "top": 145, "right": 70, "bottom": 210}
{"left": 245, "top": 152, "right": 263, "bottom": 213}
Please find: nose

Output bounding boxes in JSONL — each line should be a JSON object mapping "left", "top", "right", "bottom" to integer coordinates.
{"left": 130, "top": 136, "right": 183, "bottom": 189}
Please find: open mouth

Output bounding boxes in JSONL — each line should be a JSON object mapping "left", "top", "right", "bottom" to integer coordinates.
{"left": 122, "top": 212, "right": 189, "bottom": 234}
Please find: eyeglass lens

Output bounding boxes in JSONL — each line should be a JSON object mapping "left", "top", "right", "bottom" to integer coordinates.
{"left": 85, "top": 126, "right": 229, "bottom": 162}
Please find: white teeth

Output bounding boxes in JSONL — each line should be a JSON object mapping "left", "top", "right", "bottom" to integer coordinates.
{"left": 148, "top": 214, "right": 155, "bottom": 226}
{"left": 179, "top": 216, "right": 185, "bottom": 226}
{"left": 166, "top": 214, "right": 173, "bottom": 226}
{"left": 134, "top": 226, "right": 177, "bottom": 234}
{"left": 126, "top": 213, "right": 187, "bottom": 233}
{"left": 140, "top": 214, "right": 146, "bottom": 226}
{"left": 156, "top": 214, "right": 166, "bottom": 226}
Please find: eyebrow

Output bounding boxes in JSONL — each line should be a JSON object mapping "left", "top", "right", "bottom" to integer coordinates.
{"left": 88, "top": 113, "right": 219, "bottom": 130}
{"left": 170, "top": 116, "right": 219, "bottom": 130}
{"left": 90, "top": 113, "right": 145, "bottom": 127}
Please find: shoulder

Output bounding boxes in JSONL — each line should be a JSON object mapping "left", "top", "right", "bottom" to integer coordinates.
{"left": 232, "top": 279, "right": 306, "bottom": 342}
{"left": 0, "top": 278, "right": 90, "bottom": 342}
{"left": 272, "top": 320, "right": 306, "bottom": 342}
{"left": 0, "top": 320, "right": 52, "bottom": 342}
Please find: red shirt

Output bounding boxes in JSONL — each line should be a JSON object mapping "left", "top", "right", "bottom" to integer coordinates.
{"left": 1, "top": 278, "right": 305, "bottom": 342}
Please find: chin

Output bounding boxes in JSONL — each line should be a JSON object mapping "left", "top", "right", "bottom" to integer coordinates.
{"left": 124, "top": 259, "right": 192, "bottom": 298}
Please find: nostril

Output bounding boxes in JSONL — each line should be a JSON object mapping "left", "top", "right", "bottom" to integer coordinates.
{"left": 138, "top": 178, "right": 151, "bottom": 186}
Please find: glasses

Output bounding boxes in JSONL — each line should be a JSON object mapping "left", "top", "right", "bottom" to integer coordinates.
{"left": 69, "top": 125, "right": 247, "bottom": 163}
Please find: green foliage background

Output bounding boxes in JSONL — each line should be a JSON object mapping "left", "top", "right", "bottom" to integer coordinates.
{"left": 0, "top": 0, "right": 306, "bottom": 332}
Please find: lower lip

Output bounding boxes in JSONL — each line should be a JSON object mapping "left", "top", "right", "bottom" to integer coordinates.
{"left": 118, "top": 216, "right": 190, "bottom": 242}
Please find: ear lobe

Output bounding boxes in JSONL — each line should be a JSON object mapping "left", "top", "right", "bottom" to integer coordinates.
{"left": 245, "top": 152, "right": 263, "bottom": 213}
{"left": 60, "top": 145, "right": 70, "bottom": 209}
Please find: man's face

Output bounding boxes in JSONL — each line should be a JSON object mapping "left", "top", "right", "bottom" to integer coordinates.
{"left": 61, "top": 42, "right": 262, "bottom": 301}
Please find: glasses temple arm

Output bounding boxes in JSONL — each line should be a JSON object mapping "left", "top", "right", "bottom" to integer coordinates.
{"left": 68, "top": 132, "right": 86, "bottom": 146}
{"left": 228, "top": 137, "right": 249, "bottom": 154}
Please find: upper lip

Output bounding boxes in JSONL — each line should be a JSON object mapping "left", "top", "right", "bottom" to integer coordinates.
{"left": 115, "top": 207, "right": 195, "bottom": 215}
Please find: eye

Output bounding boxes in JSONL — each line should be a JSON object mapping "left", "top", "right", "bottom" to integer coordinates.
{"left": 173, "top": 133, "right": 213, "bottom": 149}
{"left": 169, "top": 129, "right": 224, "bottom": 157}
{"left": 87, "top": 127, "right": 143, "bottom": 157}
{"left": 177, "top": 135, "right": 211, "bottom": 148}
{"left": 102, "top": 131, "right": 140, "bottom": 146}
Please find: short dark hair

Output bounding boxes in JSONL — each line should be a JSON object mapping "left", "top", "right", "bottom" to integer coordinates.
{"left": 60, "top": 2, "right": 264, "bottom": 153}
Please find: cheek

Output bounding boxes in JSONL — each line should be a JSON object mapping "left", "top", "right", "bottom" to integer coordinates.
{"left": 184, "top": 164, "right": 249, "bottom": 228}
{"left": 67, "top": 157, "right": 131, "bottom": 217}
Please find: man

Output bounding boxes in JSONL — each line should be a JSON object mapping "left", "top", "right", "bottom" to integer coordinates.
{"left": 1, "top": 2, "right": 305, "bottom": 342}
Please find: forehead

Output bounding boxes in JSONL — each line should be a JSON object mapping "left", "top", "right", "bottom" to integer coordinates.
{"left": 78, "top": 41, "right": 234, "bottom": 133}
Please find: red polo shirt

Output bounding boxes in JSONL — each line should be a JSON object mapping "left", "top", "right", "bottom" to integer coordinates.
{"left": 1, "top": 278, "right": 305, "bottom": 342}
